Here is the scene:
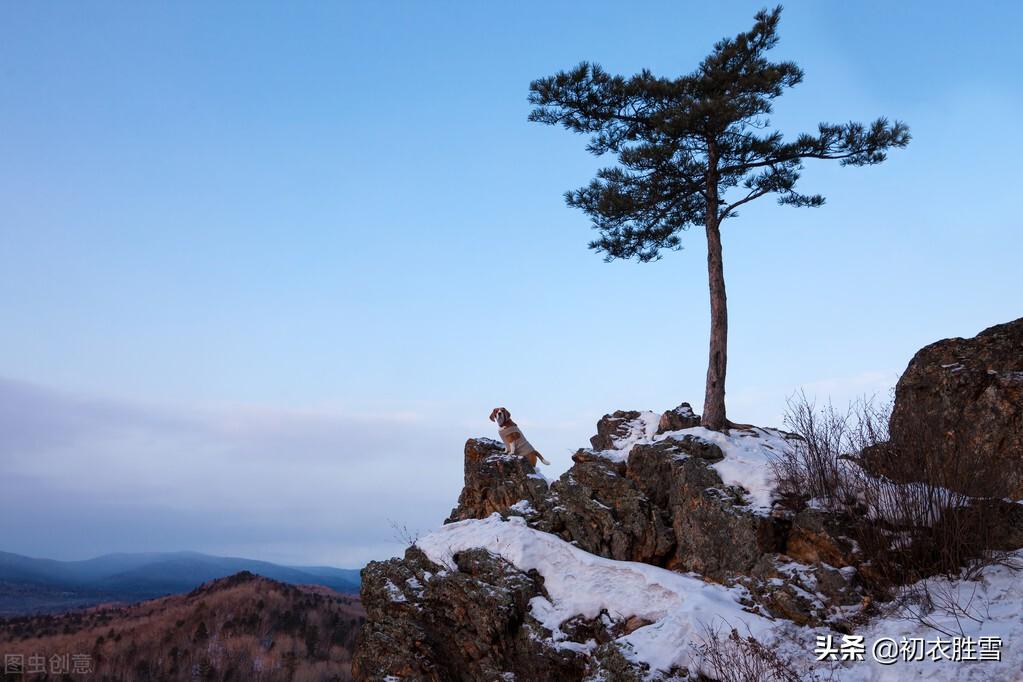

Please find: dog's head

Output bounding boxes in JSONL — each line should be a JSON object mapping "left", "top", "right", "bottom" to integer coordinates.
{"left": 489, "top": 407, "right": 511, "bottom": 427}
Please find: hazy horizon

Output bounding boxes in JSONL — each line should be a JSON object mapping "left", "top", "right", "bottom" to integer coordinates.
{"left": 2, "top": 1, "right": 1021, "bottom": 566}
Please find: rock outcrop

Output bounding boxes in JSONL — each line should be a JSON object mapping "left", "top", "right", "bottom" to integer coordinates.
{"left": 355, "top": 322, "right": 1023, "bottom": 680}
{"left": 446, "top": 438, "right": 550, "bottom": 524}
{"left": 354, "top": 546, "right": 587, "bottom": 681}
{"left": 442, "top": 413, "right": 802, "bottom": 580}
{"left": 547, "top": 455, "right": 675, "bottom": 565}
{"left": 355, "top": 407, "right": 885, "bottom": 679}
{"left": 889, "top": 317, "right": 1023, "bottom": 497}
{"left": 626, "top": 439, "right": 786, "bottom": 577}
{"left": 656, "top": 402, "right": 702, "bottom": 433}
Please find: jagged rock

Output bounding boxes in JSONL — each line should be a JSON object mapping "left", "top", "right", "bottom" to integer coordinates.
{"left": 353, "top": 546, "right": 586, "bottom": 681}
{"left": 590, "top": 410, "right": 645, "bottom": 450}
{"left": 450, "top": 418, "right": 799, "bottom": 581}
{"left": 889, "top": 318, "right": 1023, "bottom": 497}
{"left": 657, "top": 402, "right": 701, "bottom": 433}
{"left": 446, "top": 438, "right": 550, "bottom": 523}
{"left": 547, "top": 458, "right": 675, "bottom": 564}
{"left": 627, "top": 439, "right": 784, "bottom": 577}
{"left": 558, "top": 613, "right": 614, "bottom": 647}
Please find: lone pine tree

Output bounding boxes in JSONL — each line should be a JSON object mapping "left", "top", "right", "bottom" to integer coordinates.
{"left": 529, "top": 6, "right": 909, "bottom": 430}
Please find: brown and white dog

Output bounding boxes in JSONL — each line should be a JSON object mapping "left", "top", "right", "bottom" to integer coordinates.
{"left": 489, "top": 407, "right": 550, "bottom": 467}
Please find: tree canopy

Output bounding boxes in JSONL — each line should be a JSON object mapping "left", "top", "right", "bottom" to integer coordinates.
{"left": 528, "top": 5, "right": 910, "bottom": 262}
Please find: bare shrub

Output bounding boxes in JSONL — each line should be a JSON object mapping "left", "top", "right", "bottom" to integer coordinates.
{"left": 388, "top": 519, "right": 421, "bottom": 547}
{"left": 772, "top": 392, "right": 1019, "bottom": 596}
{"left": 888, "top": 574, "right": 985, "bottom": 637}
{"left": 771, "top": 391, "right": 867, "bottom": 509}
{"left": 693, "top": 624, "right": 834, "bottom": 682}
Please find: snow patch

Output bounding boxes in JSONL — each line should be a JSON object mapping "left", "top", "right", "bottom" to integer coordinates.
{"left": 593, "top": 411, "right": 661, "bottom": 463}
{"left": 509, "top": 499, "right": 536, "bottom": 515}
{"left": 656, "top": 426, "right": 792, "bottom": 512}
{"left": 581, "top": 407, "right": 792, "bottom": 513}
{"left": 384, "top": 579, "right": 407, "bottom": 603}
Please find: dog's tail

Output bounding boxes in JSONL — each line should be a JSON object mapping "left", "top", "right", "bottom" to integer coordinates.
{"left": 534, "top": 452, "right": 550, "bottom": 466}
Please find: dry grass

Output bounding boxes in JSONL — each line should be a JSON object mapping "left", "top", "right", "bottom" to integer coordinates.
{"left": 693, "top": 624, "right": 834, "bottom": 682}
{"left": 771, "top": 392, "right": 1020, "bottom": 615}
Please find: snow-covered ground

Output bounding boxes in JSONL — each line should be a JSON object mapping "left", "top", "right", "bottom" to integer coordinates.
{"left": 418, "top": 514, "right": 1023, "bottom": 681}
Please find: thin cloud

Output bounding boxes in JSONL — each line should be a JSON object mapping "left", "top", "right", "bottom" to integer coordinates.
{"left": 0, "top": 377, "right": 464, "bottom": 567}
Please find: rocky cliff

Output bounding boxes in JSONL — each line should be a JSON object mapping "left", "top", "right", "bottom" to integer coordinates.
{"left": 353, "top": 321, "right": 1023, "bottom": 681}
{"left": 354, "top": 411, "right": 866, "bottom": 680}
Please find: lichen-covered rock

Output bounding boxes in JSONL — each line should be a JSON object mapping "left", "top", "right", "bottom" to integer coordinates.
{"left": 667, "top": 434, "right": 724, "bottom": 462}
{"left": 657, "top": 402, "right": 702, "bottom": 434}
{"left": 571, "top": 447, "right": 627, "bottom": 471}
{"left": 353, "top": 546, "right": 586, "bottom": 681}
{"left": 889, "top": 318, "right": 1023, "bottom": 497}
{"left": 446, "top": 438, "right": 550, "bottom": 523}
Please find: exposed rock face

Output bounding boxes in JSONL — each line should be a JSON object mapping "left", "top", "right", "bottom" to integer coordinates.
{"left": 889, "top": 318, "right": 1023, "bottom": 497}
{"left": 353, "top": 547, "right": 586, "bottom": 681}
{"left": 446, "top": 438, "right": 550, "bottom": 524}
{"left": 547, "top": 457, "right": 675, "bottom": 565}
{"left": 627, "top": 440, "right": 783, "bottom": 577}
{"left": 657, "top": 402, "right": 702, "bottom": 433}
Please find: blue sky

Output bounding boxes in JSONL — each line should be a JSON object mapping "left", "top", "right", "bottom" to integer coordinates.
{"left": 1, "top": 1, "right": 1020, "bottom": 567}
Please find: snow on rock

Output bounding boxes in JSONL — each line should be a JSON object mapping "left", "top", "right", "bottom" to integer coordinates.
{"left": 509, "top": 499, "right": 536, "bottom": 515}
{"left": 418, "top": 513, "right": 778, "bottom": 674}
{"left": 591, "top": 415, "right": 794, "bottom": 513}
{"left": 657, "top": 426, "right": 793, "bottom": 512}
{"left": 612, "top": 410, "right": 661, "bottom": 449}
{"left": 417, "top": 514, "right": 1023, "bottom": 681}
{"left": 591, "top": 410, "right": 662, "bottom": 463}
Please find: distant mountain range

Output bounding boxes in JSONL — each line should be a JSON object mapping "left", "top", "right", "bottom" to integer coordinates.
{"left": 0, "top": 550, "right": 361, "bottom": 616}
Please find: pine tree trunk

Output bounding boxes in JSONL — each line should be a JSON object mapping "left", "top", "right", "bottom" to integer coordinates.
{"left": 702, "top": 146, "right": 728, "bottom": 431}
